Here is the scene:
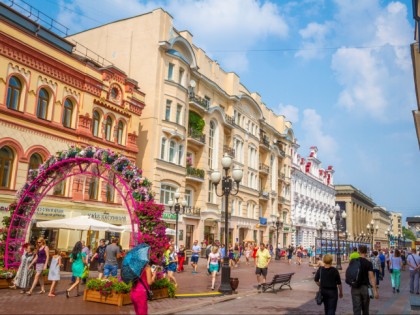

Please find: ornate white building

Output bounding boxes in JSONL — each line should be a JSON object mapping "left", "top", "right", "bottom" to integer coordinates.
{"left": 291, "top": 146, "right": 336, "bottom": 248}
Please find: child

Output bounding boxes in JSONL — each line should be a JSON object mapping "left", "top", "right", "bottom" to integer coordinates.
{"left": 48, "top": 249, "right": 62, "bottom": 297}
{"left": 245, "top": 245, "right": 251, "bottom": 265}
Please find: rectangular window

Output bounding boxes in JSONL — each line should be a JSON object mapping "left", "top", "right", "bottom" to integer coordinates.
{"left": 186, "top": 225, "right": 194, "bottom": 249}
{"left": 178, "top": 68, "right": 184, "bottom": 85}
{"left": 165, "top": 100, "right": 172, "bottom": 121}
{"left": 185, "top": 189, "right": 192, "bottom": 207}
{"left": 159, "top": 184, "right": 176, "bottom": 205}
{"left": 208, "top": 180, "right": 215, "bottom": 203}
{"left": 176, "top": 104, "right": 182, "bottom": 125}
{"left": 168, "top": 63, "right": 174, "bottom": 80}
{"left": 106, "top": 184, "right": 115, "bottom": 203}
{"left": 53, "top": 180, "right": 66, "bottom": 196}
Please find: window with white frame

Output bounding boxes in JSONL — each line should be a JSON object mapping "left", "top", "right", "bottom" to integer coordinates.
{"left": 169, "top": 140, "right": 176, "bottom": 163}
{"left": 178, "top": 68, "right": 185, "bottom": 85}
{"left": 165, "top": 100, "right": 172, "bottom": 121}
{"left": 238, "top": 200, "right": 242, "bottom": 217}
{"left": 234, "top": 138, "right": 244, "bottom": 163}
{"left": 185, "top": 188, "right": 193, "bottom": 207}
{"left": 176, "top": 104, "right": 182, "bottom": 125}
{"left": 208, "top": 121, "right": 215, "bottom": 169}
{"left": 177, "top": 145, "right": 184, "bottom": 165}
{"left": 160, "top": 137, "right": 167, "bottom": 160}
{"left": 208, "top": 179, "right": 216, "bottom": 203}
{"left": 160, "top": 184, "right": 177, "bottom": 205}
{"left": 247, "top": 203, "right": 250, "bottom": 218}
{"left": 168, "top": 63, "right": 174, "bottom": 80}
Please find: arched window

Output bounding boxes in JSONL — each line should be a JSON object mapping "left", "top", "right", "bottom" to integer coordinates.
{"left": 160, "top": 138, "right": 167, "bottom": 160}
{"left": 169, "top": 140, "right": 176, "bottom": 163}
{"left": 28, "top": 153, "right": 43, "bottom": 177}
{"left": 62, "top": 99, "right": 74, "bottom": 128}
{"left": 0, "top": 147, "right": 14, "bottom": 188}
{"left": 37, "top": 88, "right": 49, "bottom": 119}
{"left": 6, "top": 76, "right": 22, "bottom": 110}
{"left": 104, "top": 116, "right": 113, "bottom": 141}
{"left": 117, "top": 121, "right": 124, "bottom": 145}
{"left": 208, "top": 121, "right": 215, "bottom": 169}
{"left": 92, "top": 111, "right": 100, "bottom": 137}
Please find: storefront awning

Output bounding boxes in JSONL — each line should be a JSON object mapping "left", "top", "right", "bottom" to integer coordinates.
{"left": 36, "top": 215, "right": 124, "bottom": 232}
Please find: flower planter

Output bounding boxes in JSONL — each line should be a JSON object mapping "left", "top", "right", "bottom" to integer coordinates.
{"left": 83, "top": 289, "right": 132, "bottom": 306}
{"left": 0, "top": 278, "right": 12, "bottom": 289}
{"left": 151, "top": 287, "right": 169, "bottom": 300}
{"left": 43, "top": 275, "right": 52, "bottom": 285}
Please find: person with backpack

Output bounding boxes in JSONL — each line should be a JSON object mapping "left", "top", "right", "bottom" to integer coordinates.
{"left": 407, "top": 247, "right": 420, "bottom": 294}
{"left": 346, "top": 245, "right": 379, "bottom": 315}
{"left": 314, "top": 254, "right": 343, "bottom": 315}
{"left": 370, "top": 251, "right": 381, "bottom": 288}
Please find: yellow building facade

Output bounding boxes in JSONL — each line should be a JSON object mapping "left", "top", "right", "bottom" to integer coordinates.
{"left": 0, "top": 3, "right": 146, "bottom": 250}
{"left": 69, "top": 8, "right": 295, "bottom": 248}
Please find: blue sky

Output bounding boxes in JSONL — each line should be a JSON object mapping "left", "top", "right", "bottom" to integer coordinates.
{"left": 12, "top": 0, "right": 420, "bottom": 220}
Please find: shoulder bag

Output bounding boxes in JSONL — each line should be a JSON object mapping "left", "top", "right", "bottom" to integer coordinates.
{"left": 315, "top": 267, "right": 323, "bottom": 305}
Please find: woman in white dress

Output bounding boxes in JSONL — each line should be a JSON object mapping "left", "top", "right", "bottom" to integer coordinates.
{"left": 48, "top": 249, "right": 62, "bottom": 297}
{"left": 13, "top": 245, "right": 35, "bottom": 293}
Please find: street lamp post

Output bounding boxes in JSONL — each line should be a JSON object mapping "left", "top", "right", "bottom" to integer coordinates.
{"left": 397, "top": 233, "right": 401, "bottom": 248}
{"left": 366, "top": 220, "right": 378, "bottom": 250}
{"left": 168, "top": 192, "right": 187, "bottom": 250}
{"left": 210, "top": 154, "right": 243, "bottom": 294}
{"left": 272, "top": 215, "right": 283, "bottom": 260}
{"left": 328, "top": 204, "right": 346, "bottom": 270}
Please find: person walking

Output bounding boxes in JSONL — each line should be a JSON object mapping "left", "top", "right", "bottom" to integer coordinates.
{"left": 314, "top": 254, "right": 343, "bottom": 315}
{"left": 9, "top": 243, "right": 29, "bottom": 289}
{"left": 370, "top": 251, "right": 381, "bottom": 288}
{"left": 26, "top": 237, "right": 49, "bottom": 295}
{"left": 91, "top": 239, "right": 107, "bottom": 279}
{"left": 350, "top": 245, "right": 379, "bottom": 315}
{"left": 66, "top": 241, "right": 87, "bottom": 298}
{"left": 255, "top": 243, "right": 271, "bottom": 292}
{"left": 177, "top": 245, "right": 186, "bottom": 272}
{"left": 48, "top": 249, "right": 62, "bottom": 297}
{"left": 207, "top": 246, "right": 220, "bottom": 290}
{"left": 245, "top": 245, "right": 251, "bottom": 265}
{"left": 390, "top": 249, "right": 403, "bottom": 293}
{"left": 13, "top": 244, "right": 35, "bottom": 293}
{"left": 166, "top": 245, "right": 178, "bottom": 287}
{"left": 104, "top": 238, "right": 121, "bottom": 278}
{"left": 287, "top": 245, "right": 294, "bottom": 265}
{"left": 378, "top": 250, "right": 386, "bottom": 278}
{"left": 191, "top": 240, "right": 201, "bottom": 274}
{"left": 131, "top": 263, "right": 157, "bottom": 315}
{"left": 296, "top": 246, "right": 303, "bottom": 265}
{"left": 407, "top": 247, "right": 420, "bottom": 294}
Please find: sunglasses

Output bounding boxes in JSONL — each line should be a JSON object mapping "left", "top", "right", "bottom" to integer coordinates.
{"left": 37, "top": 242, "right": 42, "bottom": 244}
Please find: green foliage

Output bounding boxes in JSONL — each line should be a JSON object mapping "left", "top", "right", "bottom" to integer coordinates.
{"left": 112, "top": 281, "right": 132, "bottom": 294}
{"left": 41, "top": 269, "right": 49, "bottom": 276}
{"left": 86, "top": 277, "right": 132, "bottom": 295}
{"left": 86, "top": 278, "right": 103, "bottom": 291}
{"left": 188, "top": 111, "right": 205, "bottom": 133}
{"left": 403, "top": 226, "right": 416, "bottom": 241}
{"left": 150, "top": 277, "right": 176, "bottom": 298}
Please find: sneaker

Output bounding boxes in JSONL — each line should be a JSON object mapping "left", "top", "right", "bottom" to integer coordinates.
{"left": 397, "top": 289, "right": 400, "bottom": 293}
{"left": 393, "top": 288, "right": 396, "bottom": 293}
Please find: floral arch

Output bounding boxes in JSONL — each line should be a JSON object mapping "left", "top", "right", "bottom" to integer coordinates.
{"left": 1, "top": 146, "right": 167, "bottom": 268}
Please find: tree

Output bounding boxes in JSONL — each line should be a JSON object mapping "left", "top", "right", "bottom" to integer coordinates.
{"left": 403, "top": 226, "right": 416, "bottom": 241}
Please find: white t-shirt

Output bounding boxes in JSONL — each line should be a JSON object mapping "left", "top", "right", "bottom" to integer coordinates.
{"left": 209, "top": 252, "right": 220, "bottom": 265}
{"left": 192, "top": 245, "right": 201, "bottom": 256}
{"left": 407, "top": 253, "right": 420, "bottom": 271}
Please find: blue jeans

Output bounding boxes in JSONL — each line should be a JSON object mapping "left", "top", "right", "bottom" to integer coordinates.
{"left": 104, "top": 264, "right": 118, "bottom": 277}
{"left": 373, "top": 269, "right": 380, "bottom": 286}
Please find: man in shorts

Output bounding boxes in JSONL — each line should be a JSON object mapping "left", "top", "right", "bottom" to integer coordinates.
{"left": 255, "top": 243, "right": 271, "bottom": 291}
{"left": 92, "top": 239, "right": 107, "bottom": 279}
{"left": 104, "top": 238, "right": 121, "bottom": 278}
{"left": 191, "top": 240, "right": 201, "bottom": 274}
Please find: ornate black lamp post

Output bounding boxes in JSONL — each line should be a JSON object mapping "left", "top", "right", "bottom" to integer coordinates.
{"left": 272, "top": 215, "right": 283, "bottom": 260}
{"left": 397, "top": 233, "right": 401, "bottom": 248}
{"left": 168, "top": 192, "right": 187, "bottom": 250}
{"left": 328, "top": 204, "right": 346, "bottom": 270}
{"left": 317, "top": 222, "right": 324, "bottom": 258}
{"left": 210, "top": 154, "right": 243, "bottom": 294}
{"left": 366, "top": 220, "right": 378, "bottom": 250}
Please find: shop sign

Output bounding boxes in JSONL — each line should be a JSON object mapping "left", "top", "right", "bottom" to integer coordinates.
{"left": 36, "top": 207, "right": 65, "bottom": 219}
{"left": 163, "top": 213, "right": 177, "bottom": 220}
{"left": 87, "top": 212, "right": 127, "bottom": 224}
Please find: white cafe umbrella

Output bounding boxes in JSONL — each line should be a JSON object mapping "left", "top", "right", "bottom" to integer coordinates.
{"left": 121, "top": 225, "right": 176, "bottom": 236}
{"left": 36, "top": 215, "right": 124, "bottom": 232}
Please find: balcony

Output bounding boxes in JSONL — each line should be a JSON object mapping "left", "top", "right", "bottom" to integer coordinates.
{"left": 278, "top": 171, "right": 285, "bottom": 181}
{"left": 279, "top": 197, "right": 286, "bottom": 204}
{"left": 186, "top": 166, "right": 205, "bottom": 182}
{"left": 187, "top": 128, "right": 206, "bottom": 146}
{"left": 259, "top": 136, "right": 270, "bottom": 150}
{"left": 188, "top": 93, "right": 209, "bottom": 111}
{"left": 184, "top": 206, "right": 201, "bottom": 217}
{"left": 223, "top": 145, "right": 235, "bottom": 158}
{"left": 259, "top": 163, "right": 269, "bottom": 174}
{"left": 225, "top": 114, "right": 235, "bottom": 127}
{"left": 259, "top": 190, "right": 270, "bottom": 200}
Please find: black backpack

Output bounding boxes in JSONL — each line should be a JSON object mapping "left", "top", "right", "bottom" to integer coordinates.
{"left": 345, "top": 258, "right": 361, "bottom": 288}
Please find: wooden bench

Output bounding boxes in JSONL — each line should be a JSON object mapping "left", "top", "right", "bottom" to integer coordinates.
{"left": 261, "top": 272, "right": 295, "bottom": 293}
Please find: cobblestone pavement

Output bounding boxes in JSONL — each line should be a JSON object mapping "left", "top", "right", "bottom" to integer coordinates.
{"left": 1, "top": 257, "right": 419, "bottom": 314}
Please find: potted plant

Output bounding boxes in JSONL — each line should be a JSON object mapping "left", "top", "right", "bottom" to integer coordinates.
{"left": 150, "top": 273, "right": 176, "bottom": 299}
{"left": 0, "top": 268, "right": 16, "bottom": 289}
{"left": 84, "top": 277, "right": 132, "bottom": 306}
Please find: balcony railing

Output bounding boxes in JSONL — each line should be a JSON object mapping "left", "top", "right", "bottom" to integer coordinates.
{"left": 223, "top": 145, "right": 235, "bottom": 158}
{"left": 186, "top": 166, "right": 205, "bottom": 179}
{"left": 188, "top": 93, "right": 209, "bottom": 110}
{"left": 259, "top": 163, "right": 269, "bottom": 173}
{"left": 259, "top": 136, "right": 270, "bottom": 148}
{"left": 278, "top": 171, "right": 286, "bottom": 180}
{"left": 184, "top": 207, "right": 201, "bottom": 217}
{"left": 188, "top": 128, "right": 206, "bottom": 144}
{"left": 225, "top": 114, "right": 235, "bottom": 126}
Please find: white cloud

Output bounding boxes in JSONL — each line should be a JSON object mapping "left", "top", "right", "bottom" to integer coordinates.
{"left": 295, "top": 21, "right": 332, "bottom": 60}
{"left": 277, "top": 104, "right": 299, "bottom": 123}
{"left": 300, "top": 109, "right": 338, "bottom": 162}
{"left": 57, "top": 0, "right": 288, "bottom": 72}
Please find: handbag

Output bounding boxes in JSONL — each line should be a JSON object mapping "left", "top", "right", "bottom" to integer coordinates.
{"left": 315, "top": 267, "right": 323, "bottom": 305}
{"left": 81, "top": 266, "right": 89, "bottom": 279}
{"left": 139, "top": 277, "right": 153, "bottom": 301}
